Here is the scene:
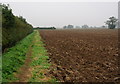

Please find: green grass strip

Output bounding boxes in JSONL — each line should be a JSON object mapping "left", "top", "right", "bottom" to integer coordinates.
{"left": 2, "top": 31, "right": 35, "bottom": 82}
{"left": 29, "top": 30, "right": 57, "bottom": 83}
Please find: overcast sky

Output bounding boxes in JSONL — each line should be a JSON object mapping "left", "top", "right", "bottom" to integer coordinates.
{"left": 3, "top": 1, "right": 118, "bottom": 28}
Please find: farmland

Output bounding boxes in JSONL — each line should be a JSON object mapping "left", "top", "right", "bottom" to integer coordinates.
{"left": 1, "top": 2, "right": 119, "bottom": 83}
{"left": 39, "top": 29, "right": 119, "bottom": 82}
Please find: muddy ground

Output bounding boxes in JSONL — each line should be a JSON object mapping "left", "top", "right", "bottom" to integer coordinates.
{"left": 39, "top": 29, "right": 119, "bottom": 82}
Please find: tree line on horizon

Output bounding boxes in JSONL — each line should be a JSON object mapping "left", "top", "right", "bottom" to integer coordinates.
{"left": 63, "top": 16, "right": 118, "bottom": 29}
{"left": 34, "top": 27, "right": 56, "bottom": 29}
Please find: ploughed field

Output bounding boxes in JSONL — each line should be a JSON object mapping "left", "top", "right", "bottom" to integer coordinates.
{"left": 39, "top": 29, "right": 119, "bottom": 82}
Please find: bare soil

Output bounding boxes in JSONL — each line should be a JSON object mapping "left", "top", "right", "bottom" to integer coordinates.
{"left": 39, "top": 29, "right": 119, "bottom": 82}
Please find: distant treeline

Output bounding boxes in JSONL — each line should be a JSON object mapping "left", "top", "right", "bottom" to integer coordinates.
{"left": 34, "top": 27, "right": 56, "bottom": 30}
{"left": 1, "top": 4, "right": 33, "bottom": 51}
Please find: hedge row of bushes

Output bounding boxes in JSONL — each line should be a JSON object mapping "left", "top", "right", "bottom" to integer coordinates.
{"left": 1, "top": 4, "right": 33, "bottom": 51}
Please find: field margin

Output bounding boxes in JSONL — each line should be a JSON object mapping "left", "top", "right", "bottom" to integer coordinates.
{"left": 2, "top": 31, "right": 35, "bottom": 82}
{"left": 29, "top": 30, "right": 57, "bottom": 82}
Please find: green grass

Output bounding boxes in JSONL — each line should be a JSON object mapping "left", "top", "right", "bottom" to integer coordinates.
{"left": 29, "top": 30, "right": 57, "bottom": 82}
{"left": 2, "top": 31, "right": 35, "bottom": 82}
{"left": 2, "top": 30, "right": 57, "bottom": 83}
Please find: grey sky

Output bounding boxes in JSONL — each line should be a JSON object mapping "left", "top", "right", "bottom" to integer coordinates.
{"left": 5, "top": 2, "right": 118, "bottom": 28}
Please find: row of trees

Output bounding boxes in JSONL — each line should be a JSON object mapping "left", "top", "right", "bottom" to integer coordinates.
{"left": 1, "top": 4, "right": 33, "bottom": 51}
{"left": 63, "top": 25, "right": 74, "bottom": 29}
{"left": 63, "top": 16, "right": 118, "bottom": 29}
{"left": 63, "top": 24, "right": 105, "bottom": 29}
{"left": 34, "top": 27, "right": 56, "bottom": 29}
{"left": 63, "top": 25, "right": 89, "bottom": 29}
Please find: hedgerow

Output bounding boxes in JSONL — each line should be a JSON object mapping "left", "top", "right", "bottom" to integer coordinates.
{"left": 1, "top": 4, "right": 33, "bottom": 51}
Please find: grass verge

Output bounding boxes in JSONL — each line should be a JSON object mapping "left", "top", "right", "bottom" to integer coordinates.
{"left": 29, "top": 30, "right": 57, "bottom": 82}
{"left": 2, "top": 31, "right": 35, "bottom": 82}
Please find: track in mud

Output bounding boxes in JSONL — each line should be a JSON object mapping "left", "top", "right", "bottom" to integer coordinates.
{"left": 15, "top": 46, "right": 33, "bottom": 82}
{"left": 39, "top": 29, "right": 119, "bottom": 82}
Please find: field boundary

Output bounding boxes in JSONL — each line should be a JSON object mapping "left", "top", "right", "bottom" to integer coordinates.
{"left": 29, "top": 30, "right": 57, "bottom": 82}
{"left": 2, "top": 32, "right": 35, "bottom": 82}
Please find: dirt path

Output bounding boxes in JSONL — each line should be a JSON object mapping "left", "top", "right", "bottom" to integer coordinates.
{"left": 12, "top": 30, "right": 54, "bottom": 83}
{"left": 15, "top": 45, "right": 33, "bottom": 82}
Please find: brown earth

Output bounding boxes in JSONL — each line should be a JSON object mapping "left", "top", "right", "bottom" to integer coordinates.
{"left": 39, "top": 29, "right": 119, "bottom": 82}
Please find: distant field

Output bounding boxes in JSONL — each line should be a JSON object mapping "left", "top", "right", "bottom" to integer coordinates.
{"left": 39, "top": 29, "right": 118, "bottom": 82}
